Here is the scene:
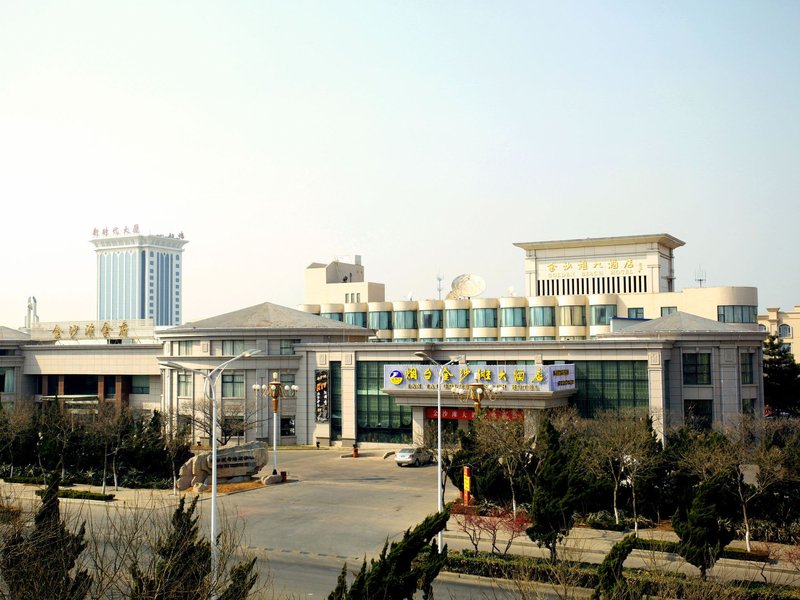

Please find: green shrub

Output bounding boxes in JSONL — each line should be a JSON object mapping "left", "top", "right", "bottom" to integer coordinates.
{"left": 35, "top": 489, "right": 115, "bottom": 502}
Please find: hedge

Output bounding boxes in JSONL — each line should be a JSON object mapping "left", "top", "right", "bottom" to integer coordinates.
{"left": 35, "top": 489, "right": 115, "bottom": 502}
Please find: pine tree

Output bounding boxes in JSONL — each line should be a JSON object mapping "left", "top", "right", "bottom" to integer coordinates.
{"left": 592, "top": 535, "right": 640, "bottom": 600}
{"left": 763, "top": 334, "right": 800, "bottom": 416}
{"left": 672, "top": 473, "right": 736, "bottom": 580}
{"left": 0, "top": 477, "right": 91, "bottom": 600}
{"left": 130, "top": 496, "right": 258, "bottom": 599}
{"left": 327, "top": 509, "right": 449, "bottom": 600}
{"left": 526, "top": 417, "right": 579, "bottom": 562}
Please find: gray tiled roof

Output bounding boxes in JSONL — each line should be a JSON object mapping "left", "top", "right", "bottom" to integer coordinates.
{"left": 0, "top": 326, "right": 29, "bottom": 341}
{"left": 607, "top": 311, "right": 754, "bottom": 335}
{"left": 164, "top": 302, "right": 371, "bottom": 333}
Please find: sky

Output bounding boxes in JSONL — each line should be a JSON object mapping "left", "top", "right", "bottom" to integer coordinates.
{"left": 1, "top": 1, "right": 798, "bottom": 327}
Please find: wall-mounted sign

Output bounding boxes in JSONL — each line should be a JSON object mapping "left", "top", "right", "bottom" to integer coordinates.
{"left": 315, "top": 370, "right": 329, "bottom": 423}
{"left": 541, "top": 258, "right": 644, "bottom": 279}
{"left": 383, "top": 363, "right": 575, "bottom": 393}
{"left": 424, "top": 407, "right": 524, "bottom": 421}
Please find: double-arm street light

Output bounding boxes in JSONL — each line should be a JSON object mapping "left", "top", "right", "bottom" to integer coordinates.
{"left": 159, "top": 348, "right": 260, "bottom": 595}
{"left": 252, "top": 372, "right": 299, "bottom": 476}
{"left": 413, "top": 351, "right": 464, "bottom": 554}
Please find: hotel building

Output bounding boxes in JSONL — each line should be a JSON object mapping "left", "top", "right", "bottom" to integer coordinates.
{"left": 91, "top": 229, "right": 188, "bottom": 327}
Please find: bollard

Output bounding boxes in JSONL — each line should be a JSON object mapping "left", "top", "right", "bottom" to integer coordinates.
{"left": 281, "top": 471, "right": 287, "bottom": 482}
{"left": 463, "top": 466, "right": 471, "bottom": 506}
{"left": 352, "top": 444, "right": 359, "bottom": 458}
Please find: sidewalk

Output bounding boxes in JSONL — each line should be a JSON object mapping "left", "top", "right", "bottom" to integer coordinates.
{"left": 442, "top": 518, "right": 800, "bottom": 587}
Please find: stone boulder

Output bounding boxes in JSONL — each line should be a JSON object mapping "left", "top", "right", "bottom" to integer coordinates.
{"left": 176, "top": 441, "right": 269, "bottom": 491}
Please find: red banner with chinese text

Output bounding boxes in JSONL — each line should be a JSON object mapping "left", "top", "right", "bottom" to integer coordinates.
{"left": 424, "top": 407, "right": 524, "bottom": 421}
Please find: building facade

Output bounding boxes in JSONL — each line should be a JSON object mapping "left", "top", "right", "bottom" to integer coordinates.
{"left": 299, "top": 234, "right": 759, "bottom": 342}
{"left": 759, "top": 306, "right": 799, "bottom": 356}
{"left": 91, "top": 230, "right": 188, "bottom": 326}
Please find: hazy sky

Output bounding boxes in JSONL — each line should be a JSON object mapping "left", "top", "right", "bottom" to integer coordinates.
{"left": 1, "top": 2, "right": 798, "bottom": 327}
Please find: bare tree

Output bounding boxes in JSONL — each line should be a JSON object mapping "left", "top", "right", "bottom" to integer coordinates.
{"left": 180, "top": 396, "right": 267, "bottom": 447}
{"left": 473, "top": 416, "right": 533, "bottom": 515}
{"left": 422, "top": 418, "right": 461, "bottom": 510}
{"left": 0, "top": 401, "right": 34, "bottom": 478}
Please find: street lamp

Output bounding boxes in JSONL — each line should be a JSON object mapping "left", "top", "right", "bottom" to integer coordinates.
{"left": 413, "top": 351, "right": 464, "bottom": 554}
{"left": 253, "top": 372, "right": 298, "bottom": 476}
{"left": 159, "top": 347, "right": 260, "bottom": 595}
{"left": 452, "top": 382, "right": 504, "bottom": 415}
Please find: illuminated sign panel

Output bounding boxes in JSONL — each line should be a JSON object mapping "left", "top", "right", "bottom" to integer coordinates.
{"left": 383, "top": 364, "right": 575, "bottom": 393}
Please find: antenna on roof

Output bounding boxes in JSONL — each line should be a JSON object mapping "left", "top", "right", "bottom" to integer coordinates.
{"left": 436, "top": 273, "right": 444, "bottom": 301}
{"left": 695, "top": 267, "right": 706, "bottom": 288}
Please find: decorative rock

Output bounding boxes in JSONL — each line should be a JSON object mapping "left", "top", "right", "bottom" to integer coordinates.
{"left": 261, "top": 473, "right": 283, "bottom": 485}
{"left": 177, "top": 441, "right": 270, "bottom": 491}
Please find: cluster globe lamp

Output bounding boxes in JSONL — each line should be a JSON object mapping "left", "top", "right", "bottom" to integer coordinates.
{"left": 253, "top": 372, "right": 299, "bottom": 476}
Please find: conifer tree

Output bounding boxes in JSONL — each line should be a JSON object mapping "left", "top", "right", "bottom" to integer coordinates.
{"left": 526, "top": 417, "right": 579, "bottom": 562}
{"left": 0, "top": 478, "right": 91, "bottom": 600}
{"left": 592, "top": 535, "right": 640, "bottom": 600}
{"left": 327, "top": 509, "right": 449, "bottom": 600}
{"left": 763, "top": 334, "right": 800, "bottom": 416}
{"left": 672, "top": 472, "right": 736, "bottom": 580}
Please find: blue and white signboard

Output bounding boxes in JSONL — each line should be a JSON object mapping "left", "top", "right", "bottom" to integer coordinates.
{"left": 383, "top": 363, "right": 575, "bottom": 393}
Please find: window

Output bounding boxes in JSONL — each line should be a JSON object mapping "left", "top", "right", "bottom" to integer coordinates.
{"left": 177, "top": 373, "right": 192, "bottom": 397}
{"left": 420, "top": 337, "right": 444, "bottom": 342}
{"left": 501, "top": 336, "right": 525, "bottom": 341}
{"left": 661, "top": 306, "right": 677, "bottom": 317}
{"left": 393, "top": 310, "right": 417, "bottom": 329}
{"left": 472, "top": 308, "right": 497, "bottom": 328}
{"left": 530, "top": 336, "right": 556, "bottom": 341}
{"left": 222, "top": 372, "right": 245, "bottom": 398}
{"left": 355, "top": 361, "right": 412, "bottom": 444}
{"left": 222, "top": 340, "right": 244, "bottom": 356}
{"left": 445, "top": 337, "right": 469, "bottom": 342}
{"left": 740, "top": 352, "right": 755, "bottom": 385}
{"left": 685, "top": 399, "right": 713, "bottom": 429}
{"left": 559, "top": 305, "right": 586, "bottom": 326}
{"left": 419, "top": 310, "right": 443, "bottom": 329}
{"left": 530, "top": 306, "right": 555, "bottom": 327}
{"left": 131, "top": 375, "right": 149, "bottom": 394}
{"left": 280, "top": 417, "right": 296, "bottom": 436}
{"left": 590, "top": 305, "right": 617, "bottom": 326}
{"left": 344, "top": 312, "right": 367, "bottom": 327}
{"left": 683, "top": 353, "right": 711, "bottom": 385}
{"left": 445, "top": 309, "right": 469, "bottom": 328}
{"left": 627, "top": 308, "right": 644, "bottom": 319}
{"left": 175, "top": 341, "right": 192, "bottom": 356}
{"left": 780, "top": 343, "right": 792, "bottom": 354}
{"left": 280, "top": 339, "right": 300, "bottom": 355}
{"left": 779, "top": 324, "right": 793, "bottom": 338}
{"left": 321, "top": 312, "right": 343, "bottom": 321}
{"left": 473, "top": 337, "right": 498, "bottom": 341}
{"left": 717, "top": 305, "right": 758, "bottom": 323}
{"left": 222, "top": 416, "right": 244, "bottom": 439}
{"left": 500, "top": 307, "right": 526, "bottom": 327}
{"left": 368, "top": 311, "right": 393, "bottom": 330}
{"left": 572, "top": 361, "right": 649, "bottom": 417}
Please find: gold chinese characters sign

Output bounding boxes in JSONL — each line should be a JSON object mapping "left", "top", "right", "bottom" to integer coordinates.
{"left": 543, "top": 258, "right": 644, "bottom": 279}
{"left": 48, "top": 321, "right": 130, "bottom": 340}
{"left": 383, "top": 363, "right": 575, "bottom": 393}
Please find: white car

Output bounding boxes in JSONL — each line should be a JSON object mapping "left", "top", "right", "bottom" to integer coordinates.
{"left": 394, "top": 447, "right": 434, "bottom": 467}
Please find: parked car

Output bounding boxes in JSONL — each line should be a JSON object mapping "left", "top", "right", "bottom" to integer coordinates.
{"left": 394, "top": 447, "right": 434, "bottom": 467}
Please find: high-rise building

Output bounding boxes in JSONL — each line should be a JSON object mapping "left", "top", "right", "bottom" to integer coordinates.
{"left": 91, "top": 228, "right": 188, "bottom": 326}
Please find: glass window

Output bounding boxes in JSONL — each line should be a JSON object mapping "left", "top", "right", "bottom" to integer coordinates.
{"left": 685, "top": 400, "right": 712, "bottom": 430}
{"left": 530, "top": 336, "right": 556, "bottom": 341}
{"left": 419, "top": 337, "right": 444, "bottom": 342}
{"left": 419, "top": 310, "right": 443, "bottom": 329}
{"left": 355, "top": 361, "right": 412, "bottom": 444}
{"left": 0, "top": 367, "right": 15, "bottom": 393}
{"left": 175, "top": 341, "right": 192, "bottom": 356}
{"left": 222, "top": 340, "right": 244, "bottom": 356}
{"left": 445, "top": 309, "right": 469, "bottom": 328}
{"left": 280, "top": 339, "right": 300, "bottom": 355}
{"left": 780, "top": 343, "right": 792, "bottom": 354}
{"left": 177, "top": 373, "right": 192, "bottom": 397}
{"left": 740, "top": 352, "right": 755, "bottom": 385}
{"left": 559, "top": 305, "right": 586, "bottom": 326}
{"left": 717, "top": 305, "right": 758, "bottom": 323}
{"left": 590, "top": 305, "right": 617, "bottom": 326}
{"left": 501, "top": 336, "right": 526, "bottom": 341}
{"left": 368, "top": 311, "right": 393, "bottom": 330}
{"left": 393, "top": 310, "right": 417, "bottom": 330}
{"left": 473, "top": 337, "right": 498, "bottom": 341}
{"left": 661, "top": 306, "right": 677, "bottom": 317}
{"left": 344, "top": 312, "right": 367, "bottom": 327}
{"left": 472, "top": 308, "right": 498, "bottom": 328}
{"left": 445, "top": 337, "right": 469, "bottom": 342}
{"left": 222, "top": 372, "right": 245, "bottom": 398}
{"left": 683, "top": 353, "right": 711, "bottom": 385}
{"left": 321, "top": 312, "right": 343, "bottom": 321}
{"left": 572, "top": 360, "right": 649, "bottom": 417}
{"left": 500, "top": 307, "right": 527, "bottom": 327}
{"left": 131, "top": 375, "right": 149, "bottom": 395}
{"left": 530, "top": 306, "right": 555, "bottom": 327}
{"left": 627, "top": 308, "right": 644, "bottom": 319}
{"left": 281, "top": 417, "right": 296, "bottom": 436}
{"left": 779, "top": 324, "right": 792, "bottom": 338}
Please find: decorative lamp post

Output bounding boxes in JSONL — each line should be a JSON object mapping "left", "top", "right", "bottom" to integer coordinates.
{"left": 413, "top": 351, "right": 464, "bottom": 554}
{"left": 452, "top": 382, "right": 504, "bottom": 415}
{"left": 253, "top": 372, "right": 298, "bottom": 476}
{"left": 159, "top": 348, "right": 260, "bottom": 598}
